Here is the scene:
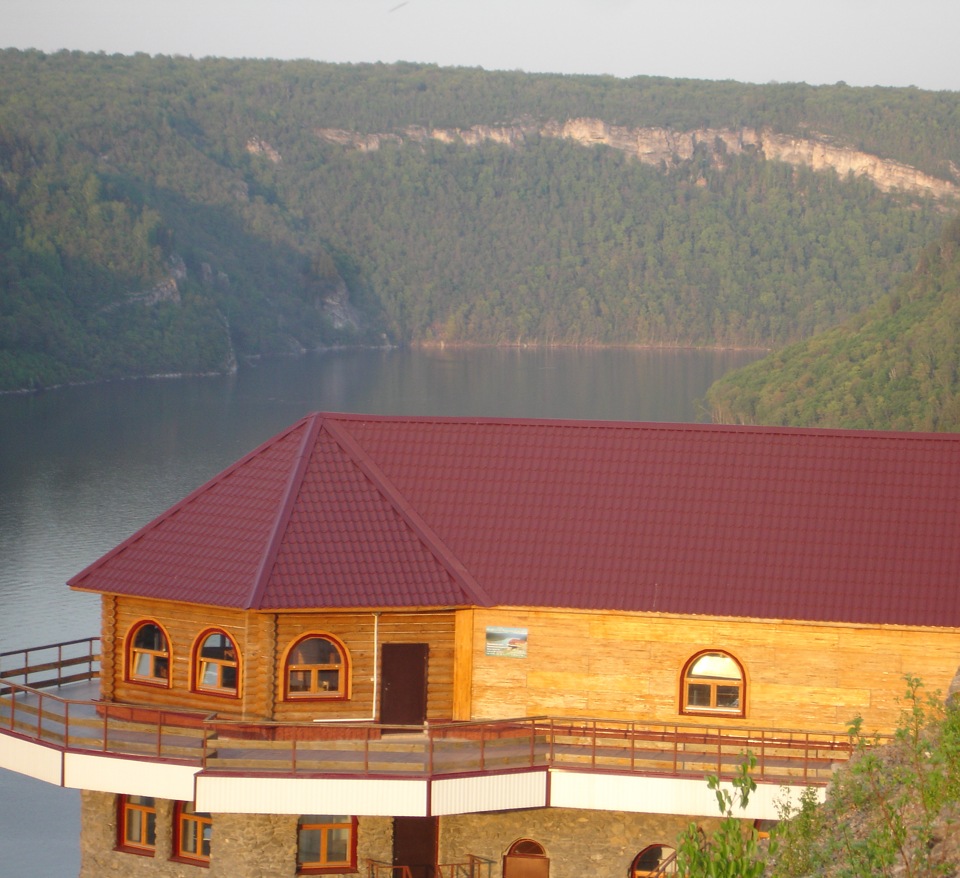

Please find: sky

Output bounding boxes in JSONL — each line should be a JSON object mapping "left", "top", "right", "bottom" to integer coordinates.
{"left": 4, "top": 0, "right": 960, "bottom": 92}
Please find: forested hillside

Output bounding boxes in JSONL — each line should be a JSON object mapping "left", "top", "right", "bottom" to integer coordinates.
{"left": 706, "top": 217, "right": 960, "bottom": 431}
{"left": 1, "top": 50, "right": 959, "bottom": 391}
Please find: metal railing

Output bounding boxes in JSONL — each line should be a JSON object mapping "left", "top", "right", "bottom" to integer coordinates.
{"left": 367, "top": 856, "right": 494, "bottom": 878}
{"left": 639, "top": 848, "right": 678, "bottom": 877}
{"left": 0, "top": 638, "right": 868, "bottom": 786}
{"left": 367, "top": 862, "right": 413, "bottom": 878}
{"left": 0, "top": 637, "right": 100, "bottom": 691}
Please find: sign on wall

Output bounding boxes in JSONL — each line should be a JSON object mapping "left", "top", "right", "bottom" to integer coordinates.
{"left": 485, "top": 626, "right": 528, "bottom": 658}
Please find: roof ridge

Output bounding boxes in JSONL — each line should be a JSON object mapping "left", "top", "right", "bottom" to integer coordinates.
{"left": 311, "top": 411, "right": 960, "bottom": 442}
{"left": 244, "top": 414, "right": 324, "bottom": 610}
{"left": 67, "top": 417, "right": 312, "bottom": 591}
{"left": 324, "top": 416, "right": 495, "bottom": 607}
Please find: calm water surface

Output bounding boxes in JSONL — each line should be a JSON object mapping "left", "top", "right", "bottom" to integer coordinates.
{"left": 0, "top": 346, "right": 761, "bottom": 877}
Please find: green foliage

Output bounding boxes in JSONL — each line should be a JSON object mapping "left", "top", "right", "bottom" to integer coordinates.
{"left": 676, "top": 753, "right": 767, "bottom": 878}
{"left": 0, "top": 49, "right": 958, "bottom": 390}
{"left": 706, "top": 216, "right": 960, "bottom": 431}
{"left": 769, "top": 677, "right": 960, "bottom": 877}
{"left": 769, "top": 786, "right": 825, "bottom": 877}
{"left": 292, "top": 140, "right": 941, "bottom": 349}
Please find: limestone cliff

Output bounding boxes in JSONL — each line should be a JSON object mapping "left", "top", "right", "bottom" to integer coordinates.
{"left": 314, "top": 119, "right": 958, "bottom": 202}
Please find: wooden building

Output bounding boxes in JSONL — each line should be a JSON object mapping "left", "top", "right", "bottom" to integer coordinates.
{"left": 2, "top": 412, "right": 960, "bottom": 878}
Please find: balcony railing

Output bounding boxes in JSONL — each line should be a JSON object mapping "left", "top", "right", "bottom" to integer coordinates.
{"left": 0, "top": 636, "right": 101, "bottom": 691}
{"left": 0, "top": 638, "right": 868, "bottom": 786}
{"left": 367, "top": 855, "right": 495, "bottom": 878}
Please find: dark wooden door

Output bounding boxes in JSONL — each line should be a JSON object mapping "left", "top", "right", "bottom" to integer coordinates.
{"left": 393, "top": 816, "right": 437, "bottom": 878}
{"left": 380, "top": 643, "right": 428, "bottom": 728}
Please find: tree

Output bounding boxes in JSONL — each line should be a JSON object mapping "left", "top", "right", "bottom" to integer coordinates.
{"left": 675, "top": 753, "right": 767, "bottom": 878}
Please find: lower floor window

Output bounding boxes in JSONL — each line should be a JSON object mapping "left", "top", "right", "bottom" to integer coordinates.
{"left": 175, "top": 801, "right": 212, "bottom": 864}
{"left": 118, "top": 795, "right": 156, "bottom": 854}
{"left": 632, "top": 844, "right": 678, "bottom": 875}
{"left": 298, "top": 815, "right": 356, "bottom": 872}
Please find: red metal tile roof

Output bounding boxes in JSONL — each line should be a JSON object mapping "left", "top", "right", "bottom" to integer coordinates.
{"left": 69, "top": 413, "right": 960, "bottom": 627}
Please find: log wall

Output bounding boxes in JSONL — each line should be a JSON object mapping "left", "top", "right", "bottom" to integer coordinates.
{"left": 104, "top": 596, "right": 455, "bottom": 722}
{"left": 464, "top": 608, "right": 960, "bottom": 734}
{"left": 100, "top": 593, "right": 960, "bottom": 735}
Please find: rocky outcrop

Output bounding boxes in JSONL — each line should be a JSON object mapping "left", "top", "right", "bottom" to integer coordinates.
{"left": 321, "top": 275, "right": 363, "bottom": 332}
{"left": 99, "top": 255, "right": 185, "bottom": 313}
{"left": 245, "top": 136, "right": 282, "bottom": 163}
{"left": 314, "top": 119, "right": 959, "bottom": 202}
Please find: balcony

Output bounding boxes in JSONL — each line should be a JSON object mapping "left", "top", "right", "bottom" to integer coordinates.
{"left": 0, "top": 639, "right": 860, "bottom": 820}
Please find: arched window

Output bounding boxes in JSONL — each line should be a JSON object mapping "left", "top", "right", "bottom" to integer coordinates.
{"left": 631, "top": 844, "right": 678, "bottom": 876}
{"left": 127, "top": 621, "right": 170, "bottom": 685}
{"left": 681, "top": 650, "right": 745, "bottom": 716}
{"left": 503, "top": 838, "right": 549, "bottom": 878}
{"left": 194, "top": 630, "right": 239, "bottom": 696}
{"left": 285, "top": 635, "right": 347, "bottom": 699}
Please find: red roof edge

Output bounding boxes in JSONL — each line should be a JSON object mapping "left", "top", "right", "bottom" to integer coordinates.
{"left": 67, "top": 417, "right": 313, "bottom": 593}
{"left": 324, "top": 417, "right": 496, "bottom": 608}
{"left": 244, "top": 413, "right": 325, "bottom": 610}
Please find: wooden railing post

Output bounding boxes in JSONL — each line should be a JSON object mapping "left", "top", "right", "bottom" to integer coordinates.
{"left": 755, "top": 730, "right": 763, "bottom": 780}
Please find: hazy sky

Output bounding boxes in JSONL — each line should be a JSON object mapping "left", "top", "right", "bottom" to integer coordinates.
{"left": 5, "top": 0, "right": 959, "bottom": 91}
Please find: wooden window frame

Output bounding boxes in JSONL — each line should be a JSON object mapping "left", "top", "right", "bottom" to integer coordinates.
{"left": 284, "top": 634, "right": 349, "bottom": 701}
{"left": 297, "top": 815, "right": 357, "bottom": 874}
{"left": 116, "top": 794, "right": 157, "bottom": 856}
{"left": 631, "top": 843, "right": 677, "bottom": 876}
{"left": 508, "top": 839, "right": 546, "bottom": 857}
{"left": 503, "top": 838, "right": 549, "bottom": 878}
{"left": 680, "top": 650, "right": 746, "bottom": 718}
{"left": 192, "top": 629, "right": 240, "bottom": 697}
{"left": 127, "top": 620, "right": 171, "bottom": 687}
{"left": 172, "top": 801, "right": 212, "bottom": 866}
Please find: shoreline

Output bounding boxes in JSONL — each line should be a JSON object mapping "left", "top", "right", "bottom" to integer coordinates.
{"left": 1, "top": 341, "right": 771, "bottom": 396}
{"left": 410, "top": 339, "right": 773, "bottom": 353}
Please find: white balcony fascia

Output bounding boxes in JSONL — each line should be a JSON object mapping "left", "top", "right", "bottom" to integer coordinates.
{"left": 0, "top": 733, "right": 63, "bottom": 785}
{"left": 548, "top": 769, "right": 825, "bottom": 821}
{"left": 196, "top": 773, "right": 429, "bottom": 816}
{"left": 63, "top": 751, "right": 198, "bottom": 800}
{"left": 431, "top": 768, "right": 549, "bottom": 815}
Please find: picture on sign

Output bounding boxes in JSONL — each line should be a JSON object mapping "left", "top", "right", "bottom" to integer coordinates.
{"left": 485, "top": 626, "right": 528, "bottom": 658}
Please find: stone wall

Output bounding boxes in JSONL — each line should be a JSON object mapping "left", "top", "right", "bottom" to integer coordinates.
{"left": 440, "top": 807, "right": 722, "bottom": 878}
{"left": 79, "top": 792, "right": 719, "bottom": 878}
{"left": 78, "top": 792, "right": 392, "bottom": 878}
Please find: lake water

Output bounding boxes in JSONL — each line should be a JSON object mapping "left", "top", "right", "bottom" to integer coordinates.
{"left": 0, "top": 345, "right": 761, "bottom": 877}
